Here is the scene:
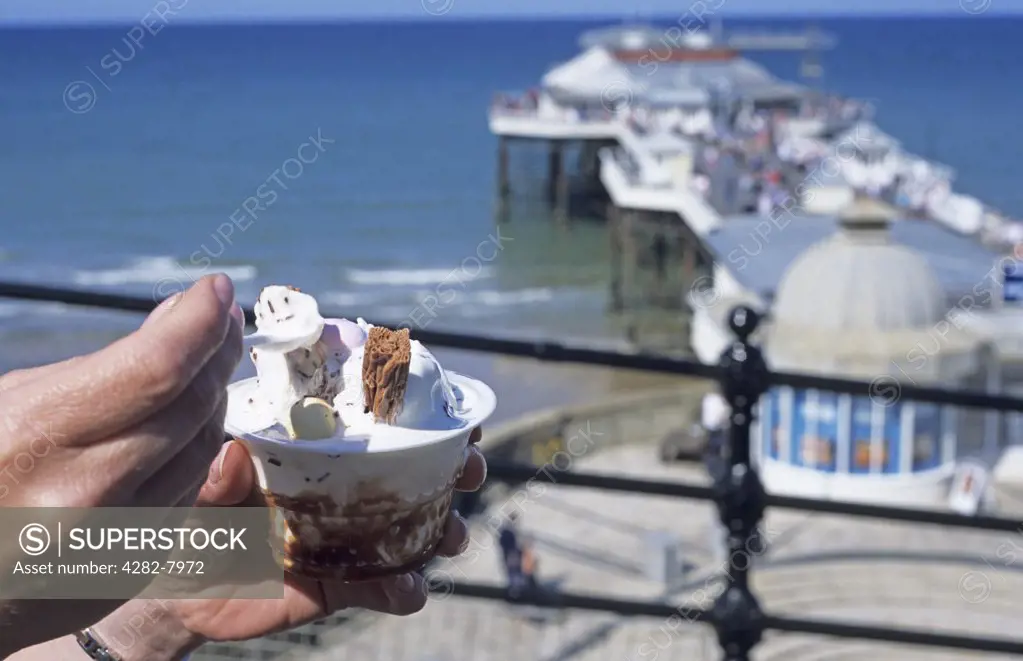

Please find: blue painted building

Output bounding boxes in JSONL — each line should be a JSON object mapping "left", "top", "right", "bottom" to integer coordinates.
{"left": 760, "top": 388, "right": 949, "bottom": 476}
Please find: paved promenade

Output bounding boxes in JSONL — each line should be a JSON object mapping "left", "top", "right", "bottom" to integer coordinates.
{"left": 208, "top": 445, "right": 1023, "bottom": 661}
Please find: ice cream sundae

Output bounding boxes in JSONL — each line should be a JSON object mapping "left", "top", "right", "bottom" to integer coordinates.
{"left": 225, "top": 285, "right": 496, "bottom": 580}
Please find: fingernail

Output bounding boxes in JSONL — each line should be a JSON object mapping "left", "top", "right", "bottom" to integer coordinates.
{"left": 229, "top": 302, "right": 245, "bottom": 328}
{"left": 211, "top": 274, "right": 235, "bottom": 308}
{"left": 395, "top": 573, "right": 416, "bottom": 593}
{"left": 453, "top": 510, "right": 470, "bottom": 552}
{"left": 464, "top": 445, "right": 486, "bottom": 483}
{"left": 208, "top": 441, "right": 236, "bottom": 485}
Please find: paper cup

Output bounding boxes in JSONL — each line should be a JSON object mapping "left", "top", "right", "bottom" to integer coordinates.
{"left": 224, "top": 371, "right": 496, "bottom": 581}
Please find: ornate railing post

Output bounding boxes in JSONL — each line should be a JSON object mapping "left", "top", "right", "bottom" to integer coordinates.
{"left": 711, "top": 306, "right": 770, "bottom": 661}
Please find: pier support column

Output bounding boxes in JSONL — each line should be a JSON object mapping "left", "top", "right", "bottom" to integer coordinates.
{"left": 621, "top": 208, "right": 636, "bottom": 310}
{"left": 682, "top": 233, "right": 697, "bottom": 290}
{"left": 579, "top": 141, "right": 605, "bottom": 217}
{"left": 548, "top": 141, "right": 569, "bottom": 225}
{"left": 546, "top": 140, "right": 561, "bottom": 204}
{"left": 494, "top": 136, "right": 511, "bottom": 223}
{"left": 555, "top": 161, "right": 570, "bottom": 225}
{"left": 609, "top": 203, "right": 623, "bottom": 312}
{"left": 579, "top": 141, "right": 599, "bottom": 180}
{"left": 652, "top": 222, "right": 669, "bottom": 301}
{"left": 621, "top": 208, "right": 639, "bottom": 344}
{"left": 680, "top": 232, "right": 698, "bottom": 351}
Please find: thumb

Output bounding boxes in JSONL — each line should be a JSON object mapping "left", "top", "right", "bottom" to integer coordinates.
{"left": 3, "top": 274, "right": 238, "bottom": 451}
{"left": 197, "top": 441, "right": 256, "bottom": 506}
{"left": 141, "top": 292, "right": 183, "bottom": 329}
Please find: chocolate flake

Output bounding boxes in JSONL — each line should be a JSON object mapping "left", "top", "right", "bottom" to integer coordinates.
{"left": 361, "top": 327, "right": 411, "bottom": 424}
{"left": 268, "top": 457, "right": 282, "bottom": 467}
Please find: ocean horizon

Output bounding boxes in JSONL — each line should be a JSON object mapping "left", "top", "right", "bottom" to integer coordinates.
{"left": 3, "top": 8, "right": 1021, "bottom": 25}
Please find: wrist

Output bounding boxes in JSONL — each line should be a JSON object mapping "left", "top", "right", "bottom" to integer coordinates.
{"left": 0, "top": 602, "right": 43, "bottom": 660}
{"left": 90, "top": 600, "right": 201, "bottom": 661}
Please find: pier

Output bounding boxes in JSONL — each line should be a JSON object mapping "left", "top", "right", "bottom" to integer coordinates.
{"left": 488, "top": 22, "right": 1022, "bottom": 355}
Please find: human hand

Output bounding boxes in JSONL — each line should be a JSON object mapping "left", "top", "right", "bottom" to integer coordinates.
{"left": 101, "top": 427, "right": 486, "bottom": 656}
{"left": 0, "top": 274, "right": 244, "bottom": 654}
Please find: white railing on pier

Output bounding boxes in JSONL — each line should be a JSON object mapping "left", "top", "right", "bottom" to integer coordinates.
{"left": 615, "top": 132, "right": 681, "bottom": 188}
{"left": 598, "top": 147, "right": 721, "bottom": 236}
{"left": 488, "top": 106, "right": 621, "bottom": 140}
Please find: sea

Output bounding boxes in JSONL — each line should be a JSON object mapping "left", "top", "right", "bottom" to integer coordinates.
{"left": 0, "top": 16, "right": 1021, "bottom": 421}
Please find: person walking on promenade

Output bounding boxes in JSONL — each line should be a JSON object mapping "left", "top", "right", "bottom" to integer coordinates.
{"left": 498, "top": 511, "right": 524, "bottom": 589}
{"left": 520, "top": 536, "right": 541, "bottom": 593}
{"left": 503, "top": 513, "right": 544, "bottom": 599}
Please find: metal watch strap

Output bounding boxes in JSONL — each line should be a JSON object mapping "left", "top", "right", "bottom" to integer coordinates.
{"left": 75, "top": 628, "right": 119, "bottom": 661}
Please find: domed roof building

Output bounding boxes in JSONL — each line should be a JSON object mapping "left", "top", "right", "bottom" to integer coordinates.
{"left": 771, "top": 199, "right": 945, "bottom": 333}
{"left": 753, "top": 198, "right": 995, "bottom": 507}
{"left": 766, "top": 198, "right": 983, "bottom": 381}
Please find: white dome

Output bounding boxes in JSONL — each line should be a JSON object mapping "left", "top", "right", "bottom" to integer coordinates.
{"left": 772, "top": 200, "right": 946, "bottom": 333}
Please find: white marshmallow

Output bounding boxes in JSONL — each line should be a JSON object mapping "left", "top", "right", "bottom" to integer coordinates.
{"left": 284, "top": 397, "right": 338, "bottom": 440}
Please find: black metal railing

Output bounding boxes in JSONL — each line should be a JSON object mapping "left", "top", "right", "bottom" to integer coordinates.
{"left": 4, "top": 281, "right": 1023, "bottom": 660}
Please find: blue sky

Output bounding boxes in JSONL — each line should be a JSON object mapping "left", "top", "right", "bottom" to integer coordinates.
{"left": 1, "top": 0, "right": 1020, "bottom": 23}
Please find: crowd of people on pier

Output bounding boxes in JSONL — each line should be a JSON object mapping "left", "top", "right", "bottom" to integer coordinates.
{"left": 687, "top": 97, "right": 1017, "bottom": 238}
{"left": 686, "top": 105, "right": 800, "bottom": 216}
{"left": 491, "top": 86, "right": 1022, "bottom": 240}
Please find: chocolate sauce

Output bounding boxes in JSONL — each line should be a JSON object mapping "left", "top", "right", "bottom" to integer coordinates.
{"left": 260, "top": 484, "right": 454, "bottom": 581}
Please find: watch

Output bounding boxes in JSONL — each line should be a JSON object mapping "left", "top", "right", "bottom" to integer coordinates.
{"left": 74, "top": 629, "right": 119, "bottom": 661}
{"left": 75, "top": 627, "right": 191, "bottom": 661}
